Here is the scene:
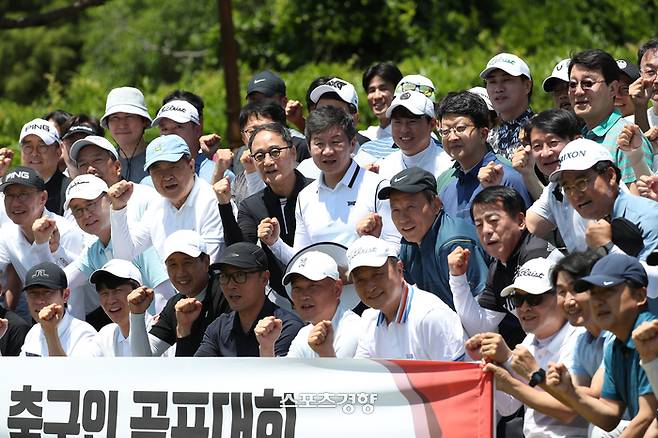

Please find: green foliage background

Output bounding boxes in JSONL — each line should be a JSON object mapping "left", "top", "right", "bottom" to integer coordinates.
{"left": 0, "top": 0, "right": 656, "bottom": 151}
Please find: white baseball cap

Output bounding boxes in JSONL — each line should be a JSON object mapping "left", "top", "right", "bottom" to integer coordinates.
{"left": 70, "top": 135, "right": 119, "bottom": 163}
{"left": 386, "top": 90, "right": 435, "bottom": 119}
{"left": 310, "top": 78, "right": 359, "bottom": 109}
{"left": 151, "top": 100, "right": 200, "bottom": 128}
{"left": 100, "top": 87, "right": 152, "bottom": 128}
{"left": 480, "top": 53, "right": 532, "bottom": 80}
{"left": 282, "top": 251, "right": 339, "bottom": 286}
{"left": 468, "top": 86, "right": 494, "bottom": 111}
{"left": 64, "top": 174, "right": 108, "bottom": 211}
{"left": 395, "top": 74, "right": 436, "bottom": 102}
{"left": 19, "top": 118, "right": 60, "bottom": 145}
{"left": 162, "top": 229, "right": 208, "bottom": 262}
{"left": 90, "top": 258, "right": 143, "bottom": 286}
{"left": 500, "top": 258, "right": 554, "bottom": 297}
{"left": 542, "top": 59, "right": 571, "bottom": 92}
{"left": 346, "top": 236, "right": 398, "bottom": 277}
{"left": 548, "top": 138, "right": 614, "bottom": 183}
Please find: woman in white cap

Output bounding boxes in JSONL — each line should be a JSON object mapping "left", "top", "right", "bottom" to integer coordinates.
{"left": 100, "top": 87, "right": 152, "bottom": 183}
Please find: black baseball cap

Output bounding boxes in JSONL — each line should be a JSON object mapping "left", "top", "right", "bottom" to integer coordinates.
{"left": 378, "top": 167, "right": 438, "bottom": 200}
{"left": 617, "top": 59, "right": 640, "bottom": 82}
{"left": 61, "top": 124, "right": 97, "bottom": 140}
{"left": 246, "top": 70, "right": 286, "bottom": 98}
{"left": 218, "top": 242, "right": 269, "bottom": 270}
{"left": 0, "top": 166, "right": 46, "bottom": 192}
{"left": 22, "top": 262, "right": 68, "bottom": 291}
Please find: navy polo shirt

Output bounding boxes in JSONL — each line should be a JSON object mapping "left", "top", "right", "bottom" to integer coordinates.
{"left": 194, "top": 298, "right": 304, "bottom": 357}
{"left": 601, "top": 310, "right": 657, "bottom": 417}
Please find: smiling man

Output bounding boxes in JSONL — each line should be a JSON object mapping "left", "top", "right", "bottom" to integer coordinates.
{"left": 346, "top": 235, "right": 465, "bottom": 360}
{"left": 194, "top": 242, "right": 304, "bottom": 357}
{"left": 480, "top": 53, "right": 534, "bottom": 160}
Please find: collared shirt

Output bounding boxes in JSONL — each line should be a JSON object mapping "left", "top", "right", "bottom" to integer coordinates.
{"left": 270, "top": 160, "right": 400, "bottom": 265}
{"left": 195, "top": 298, "right": 304, "bottom": 357}
{"left": 355, "top": 284, "right": 465, "bottom": 360}
{"left": 377, "top": 138, "right": 453, "bottom": 179}
{"left": 44, "top": 170, "right": 70, "bottom": 216}
{"left": 287, "top": 303, "right": 361, "bottom": 358}
{"left": 602, "top": 310, "right": 657, "bottom": 417}
{"left": 93, "top": 323, "right": 131, "bottom": 357}
{"left": 584, "top": 109, "right": 654, "bottom": 184}
{"left": 359, "top": 124, "right": 392, "bottom": 142}
{"left": 354, "top": 137, "right": 397, "bottom": 162}
{"left": 195, "top": 151, "right": 215, "bottom": 184}
{"left": 399, "top": 210, "right": 489, "bottom": 310}
{"left": 610, "top": 189, "right": 658, "bottom": 260}
{"left": 571, "top": 330, "right": 614, "bottom": 384}
{"left": 519, "top": 323, "right": 588, "bottom": 437}
{"left": 438, "top": 150, "right": 531, "bottom": 222}
{"left": 20, "top": 311, "right": 99, "bottom": 357}
{"left": 119, "top": 151, "right": 147, "bottom": 183}
{"left": 490, "top": 108, "right": 533, "bottom": 160}
{"left": 110, "top": 176, "right": 226, "bottom": 263}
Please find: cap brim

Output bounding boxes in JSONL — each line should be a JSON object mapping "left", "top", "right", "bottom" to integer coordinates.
{"left": 573, "top": 275, "right": 624, "bottom": 293}
{"left": 22, "top": 280, "right": 62, "bottom": 292}
{"left": 70, "top": 139, "right": 118, "bottom": 162}
{"left": 647, "top": 251, "right": 658, "bottom": 266}
{"left": 101, "top": 105, "right": 152, "bottom": 128}
{"left": 542, "top": 77, "right": 566, "bottom": 92}
{"left": 144, "top": 152, "right": 186, "bottom": 172}
{"left": 0, "top": 180, "right": 40, "bottom": 193}
{"left": 163, "top": 246, "right": 202, "bottom": 263}
{"left": 151, "top": 113, "right": 197, "bottom": 128}
{"left": 480, "top": 66, "right": 526, "bottom": 79}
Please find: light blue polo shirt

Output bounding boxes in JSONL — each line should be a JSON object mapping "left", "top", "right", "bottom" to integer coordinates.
{"left": 584, "top": 109, "right": 654, "bottom": 184}
{"left": 78, "top": 239, "right": 169, "bottom": 289}
{"left": 611, "top": 189, "right": 658, "bottom": 260}
{"left": 571, "top": 330, "right": 614, "bottom": 383}
{"left": 601, "top": 311, "right": 657, "bottom": 417}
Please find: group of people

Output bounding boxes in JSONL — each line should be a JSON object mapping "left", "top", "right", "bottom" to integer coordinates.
{"left": 2, "top": 38, "right": 658, "bottom": 437}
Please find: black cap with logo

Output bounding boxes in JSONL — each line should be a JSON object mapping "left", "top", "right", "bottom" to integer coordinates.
{"left": 378, "top": 167, "right": 438, "bottom": 199}
{"left": 218, "top": 242, "right": 269, "bottom": 270}
{"left": 0, "top": 166, "right": 46, "bottom": 192}
{"left": 246, "top": 70, "right": 286, "bottom": 98}
{"left": 22, "top": 262, "right": 68, "bottom": 291}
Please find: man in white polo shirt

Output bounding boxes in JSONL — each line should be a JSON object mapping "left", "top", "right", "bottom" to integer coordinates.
{"left": 107, "top": 134, "right": 227, "bottom": 263}
{"left": 340, "top": 235, "right": 465, "bottom": 361}
{"left": 255, "top": 248, "right": 361, "bottom": 358}
{"left": 377, "top": 90, "right": 453, "bottom": 179}
{"left": 259, "top": 106, "right": 400, "bottom": 265}
{"left": 20, "top": 262, "right": 98, "bottom": 357}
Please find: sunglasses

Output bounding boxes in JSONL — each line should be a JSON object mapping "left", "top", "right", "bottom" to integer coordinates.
{"left": 509, "top": 293, "right": 548, "bottom": 308}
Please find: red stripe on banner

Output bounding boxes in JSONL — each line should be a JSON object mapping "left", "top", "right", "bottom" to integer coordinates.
{"left": 380, "top": 361, "right": 493, "bottom": 438}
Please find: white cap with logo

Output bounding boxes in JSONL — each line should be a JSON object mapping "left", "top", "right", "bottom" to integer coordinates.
{"left": 90, "top": 258, "right": 143, "bottom": 286}
{"left": 500, "top": 257, "right": 554, "bottom": 297}
{"left": 64, "top": 174, "right": 109, "bottom": 211}
{"left": 346, "top": 235, "right": 398, "bottom": 277}
{"left": 542, "top": 59, "right": 571, "bottom": 92}
{"left": 19, "top": 118, "right": 60, "bottom": 145}
{"left": 151, "top": 100, "right": 201, "bottom": 128}
{"left": 282, "top": 251, "right": 339, "bottom": 285}
{"left": 548, "top": 138, "right": 614, "bottom": 183}
{"left": 480, "top": 53, "right": 532, "bottom": 80}
{"left": 162, "top": 229, "right": 208, "bottom": 262}
{"left": 386, "top": 90, "right": 435, "bottom": 119}
{"left": 70, "top": 135, "right": 119, "bottom": 163}
{"left": 309, "top": 78, "right": 359, "bottom": 109}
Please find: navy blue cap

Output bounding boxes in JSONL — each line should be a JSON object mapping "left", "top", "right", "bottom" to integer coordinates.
{"left": 573, "top": 253, "right": 648, "bottom": 292}
{"left": 246, "top": 70, "right": 286, "bottom": 98}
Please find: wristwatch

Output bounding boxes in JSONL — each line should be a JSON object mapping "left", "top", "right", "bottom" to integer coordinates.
{"left": 600, "top": 241, "right": 614, "bottom": 255}
{"left": 529, "top": 368, "right": 546, "bottom": 387}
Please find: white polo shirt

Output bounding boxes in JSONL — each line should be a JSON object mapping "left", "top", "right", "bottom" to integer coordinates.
{"left": 269, "top": 160, "right": 401, "bottom": 264}
{"left": 110, "top": 176, "right": 227, "bottom": 263}
{"left": 93, "top": 323, "right": 130, "bottom": 357}
{"left": 20, "top": 311, "right": 99, "bottom": 357}
{"left": 377, "top": 142, "right": 453, "bottom": 179}
{"left": 286, "top": 303, "right": 361, "bottom": 358}
{"left": 354, "top": 284, "right": 466, "bottom": 361}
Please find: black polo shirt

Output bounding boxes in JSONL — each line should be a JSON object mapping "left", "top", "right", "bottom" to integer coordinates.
{"left": 477, "top": 231, "right": 553, "bottom": 348}
{"left": 194, "top": 298, "right": 304, "bottom": 357}
{"left": 0, "top": 305, "right": 30, "bottom": 356}
{"left": 44, "top": 170, "right": 70, "bottom": 216}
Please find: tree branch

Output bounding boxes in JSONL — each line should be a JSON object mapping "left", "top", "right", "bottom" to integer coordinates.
{"left": 0, "top": 0, "right": 106, "bottom": 29}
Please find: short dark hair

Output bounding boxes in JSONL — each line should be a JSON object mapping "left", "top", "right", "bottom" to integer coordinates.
{"left": 362, "top": 62, "right": 403, "bottom": 92}
{"left": 592, "top": 160, "right": 622, "bottom": 185}
{"left": 523, "top": 109, "right": 584, "bottom": 142}
{"left": 305, "top": 105, "right": 356, "bottom": 144}
{"left": 162, "top": 90, "right": 205, "bottom": 121}
{"left": 94, "top": 273, "right": 140, "bottom": 292}
{"left": 42, "top": 109, "right": 72, "bottom": 128}
{"left": 549, "top": 250, "right": 601, "bottom": 288}
{"left": 437, "top": 91, "right": 490, "bottom": 128}
{"left": 247, "top": 122, "right": 293, "bottom": 151}
{"left": 470, "top": 186, "right": 526, "bottom": 222}
{"left": 569, "top": 49, "right": 621, "bottom": 84}
{"left": 638, "top": 39, "right": 658, "bottom": 66}
{"left": 239, "top": 100, "right": 286, "bottom": 130}
{"left": 305, "top": 76, "right": 334, "bottom": 111}
{"left": 60, "top": 114, "right": 105, "bottom": 138}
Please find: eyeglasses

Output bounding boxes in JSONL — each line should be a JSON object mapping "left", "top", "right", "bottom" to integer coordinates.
{"left": 438, "top": 124, "right": 476, "bottom": 138}
{"left": 70, "top": 196, "right": 104, "bottom": 218}
{"left": 250, "top": 146, "right": 292, "bottom": 163}
{"left": 4, "top": 190, "right": 39, "bottom": 203}
{"left": 560, "top": 176, "right": 592, "bottom": 196}
{"left": 510, "top": 293, "right": 546, "bottom": 308}
{"left": 397, "top": 82, "right": 435, "bottom": 99}
{"left": 21, "top": 143, "right": 55, "bottom": 154}
{"left": 218, "top": 270, "right": 261, "bottom": 286}
{"left": 568, "top": 79, "right": 606, "bottom": 91}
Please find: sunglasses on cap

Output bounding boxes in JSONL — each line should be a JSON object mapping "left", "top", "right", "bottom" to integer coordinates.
{"left": 397, "top": 82, "right": 435, "bottom": 99}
